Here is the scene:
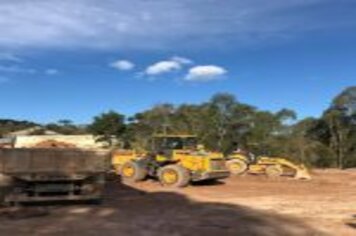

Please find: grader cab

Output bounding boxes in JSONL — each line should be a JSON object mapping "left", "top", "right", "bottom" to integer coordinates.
{"left": 112, "top": 135, "right": 229, "bottom": 187}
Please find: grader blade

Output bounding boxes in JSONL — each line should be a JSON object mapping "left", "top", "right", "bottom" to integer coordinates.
{"left": 294, "top": 166, "right": 312, "bottom": 180}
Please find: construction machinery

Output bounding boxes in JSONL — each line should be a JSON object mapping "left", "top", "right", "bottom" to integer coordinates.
{"left": 0, "top": 148, "right": 110, "bottom": 205}
{"left": 226, "top": 151, "right": 311, "bottom": 180}
{"left": 112, "top": 134, "right": 230, "bottom": 187}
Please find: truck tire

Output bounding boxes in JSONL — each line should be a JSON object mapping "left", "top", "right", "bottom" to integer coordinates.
{"left": 121, "top": 161, "right": 147, "bottom": 182}
{"left": 158, "top": 165, "right": 190, "bottom": 188}
{"left": 226, "top": 159, "right": 248, "bottom": 175}
{"left": 0, "top": 174, "right": 13, "bottom": 205}
{"left": 0, "top": 187, "right": 6, "bottom": 205}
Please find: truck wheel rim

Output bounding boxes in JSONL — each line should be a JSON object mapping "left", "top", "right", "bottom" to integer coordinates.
{"left": 162, "top": 170, "right": 178, "bottom": 184}
{"left": 123, "top": 166, "right": 135, "bottom": 177}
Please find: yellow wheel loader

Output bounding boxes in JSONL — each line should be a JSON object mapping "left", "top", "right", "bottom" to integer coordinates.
{"left": 227, "top": 152, "right": 311, "bottom": 180}
{"left": 112, "top": 135, "right": 230, "bottom": 187}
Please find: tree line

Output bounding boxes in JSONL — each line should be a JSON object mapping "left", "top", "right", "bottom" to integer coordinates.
{"left": 88, "top": 87, "right": 356, "bottom": 169}
{"left": 1, "top": 87, "right": 355, "bottom": 169}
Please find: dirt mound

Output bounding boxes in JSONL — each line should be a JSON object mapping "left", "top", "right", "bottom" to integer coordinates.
{"left": 33, "top": 140, "right": 77, "bottom": 149}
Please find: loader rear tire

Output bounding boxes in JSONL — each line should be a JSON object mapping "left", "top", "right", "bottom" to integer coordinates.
{"left": 266, "top": 165, "right": 283, "bottom": 178}
{"left": 158, "top": 165, "right": 190, "bottom": 188}
{"left": 226, "top": 159, "right": 248, "bottom": 175}
{"left": 121, "top": 161, "right": 147, "bottom": 182}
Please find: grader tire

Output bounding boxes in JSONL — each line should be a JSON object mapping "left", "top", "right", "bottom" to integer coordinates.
{"left": 121, "top": 161, "right": 147, "bottom": 182}
{"left": 266, "top": 165, "right": 283, "bottom": 178}
{"left": 158, "top": 165, "right": 190, "bottom": 188}
{"left": 226, "top": 159, "right": 248, "bottom": 175}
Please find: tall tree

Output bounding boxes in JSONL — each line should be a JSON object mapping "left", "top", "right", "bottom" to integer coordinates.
{"left": 0, "top": 119, "right": 38, "bottom": 137}
{"left": 88, "top": 111, "right": 126, "bottom": 147}
{"left": 46, "top": 119, "right": 86, "bottom": 135}
{"left": 321, "top": 87, "right": 356, "bottom": 168}
{"left": 207, "top": 93, "right": 238, "bottom": 152}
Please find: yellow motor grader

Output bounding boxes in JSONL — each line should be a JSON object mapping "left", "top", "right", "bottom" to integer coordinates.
{"left": 112, "top": 135, "right": 230, "bottom": 187}
{"left": 226, "top": 151, "right": 311, "bottom": 180}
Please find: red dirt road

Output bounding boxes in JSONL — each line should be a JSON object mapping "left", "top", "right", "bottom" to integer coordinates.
{"left": 1, "top": 169, "right": 355, "bottom": 235}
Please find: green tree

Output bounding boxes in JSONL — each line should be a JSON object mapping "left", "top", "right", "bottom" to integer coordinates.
{"left": 127, "top": 104, "right": 176, "bottom": 150}
{"left": 46, "top": 119, "right": 86, "bottom": 135}
{"left": 0, "top": 119, "right": 38, "bottom": 137}
{"left": 321, "top": 87, "right": 356, "bottom": 168}
{"left": 208, "top": 93, "right": 238, "bottom": 151}
{"left": 88, "top": 111, "right": 126, "bottom": 147}
{"left": 119, "top": 88, "right": 356, "bottom": 168}
{"left": 244, "top": 108, "right": 296, "bottom": 156}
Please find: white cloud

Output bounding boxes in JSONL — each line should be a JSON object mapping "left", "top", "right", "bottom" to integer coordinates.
{"left": 144, "top": 56, "right": 192, "bottom": 76}
{"left": 145, "top": 60, "right": 181, "bottom": 75}
{"left": 0, "top": 0, "right": 351, "bottom": 50}
{"left": 110, "top": 60, "right": 135, "bottom": 71}
{"left": 171, "top": 56, "right": 193, "bottom": 65}
{"left": 45, "top": 69, "right": 59, "bottom": 75}
{"left": 185, "top": 65, "right": 227, "bottom": 82}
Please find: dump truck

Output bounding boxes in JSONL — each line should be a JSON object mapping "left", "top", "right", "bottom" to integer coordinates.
{"left": 226, "top": 151, "right": 311, "bottom": 180}
{"left": 112, "top": 134, "right": 230, "bottom": 187}
{"left": 0, "top": 148, "right": 110, "bottom": 205}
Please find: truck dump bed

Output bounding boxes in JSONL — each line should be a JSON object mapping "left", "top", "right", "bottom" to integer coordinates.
{"left": 0, "top": 149, "right": 110, "bottom": 203}
{"left": 0, "top": 149, "right": 108, "bottom": 176}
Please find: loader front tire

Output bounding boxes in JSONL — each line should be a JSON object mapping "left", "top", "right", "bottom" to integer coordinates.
{"left": 121, "top": 161, "right": 147, "bottom": 182}
{"left": 158, "top": 165, "right": 190, "bottom": 188}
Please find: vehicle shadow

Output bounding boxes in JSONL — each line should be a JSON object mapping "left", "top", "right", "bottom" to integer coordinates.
{"left": 345, "top": 214, "right": 356, "bottom": 229}
{"left": 190, "top": 179, "right": 225, "bottom": 186}
{"left": 0, "top": 175, "right": 325, "bottom": 236}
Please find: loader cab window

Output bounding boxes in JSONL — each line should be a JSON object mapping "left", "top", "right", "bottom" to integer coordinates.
{"left": 184, "top": 137, "right": 198, "bottom": 150}
{"left": 154, "top": 137, "right": 183, "bottom": 150}
{"left": 152, "top": 136, "right": 198, "bottom": 151}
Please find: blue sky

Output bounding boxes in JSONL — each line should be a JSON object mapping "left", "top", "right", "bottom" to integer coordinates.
{"left": 0, "top": 0, "right": 355, "bottom": 123}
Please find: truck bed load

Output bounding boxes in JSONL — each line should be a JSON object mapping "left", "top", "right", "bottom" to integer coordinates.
{"left": 0, "top": 148, "right": 110, "bottom": 204}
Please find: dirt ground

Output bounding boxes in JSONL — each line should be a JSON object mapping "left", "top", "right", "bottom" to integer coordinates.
{"left": 0, "top": 169, "right": 355, "bottom": 236}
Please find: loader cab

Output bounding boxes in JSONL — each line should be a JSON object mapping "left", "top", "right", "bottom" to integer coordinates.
{"left": 151, "top": 134, "right": 198, "bottom": 159}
